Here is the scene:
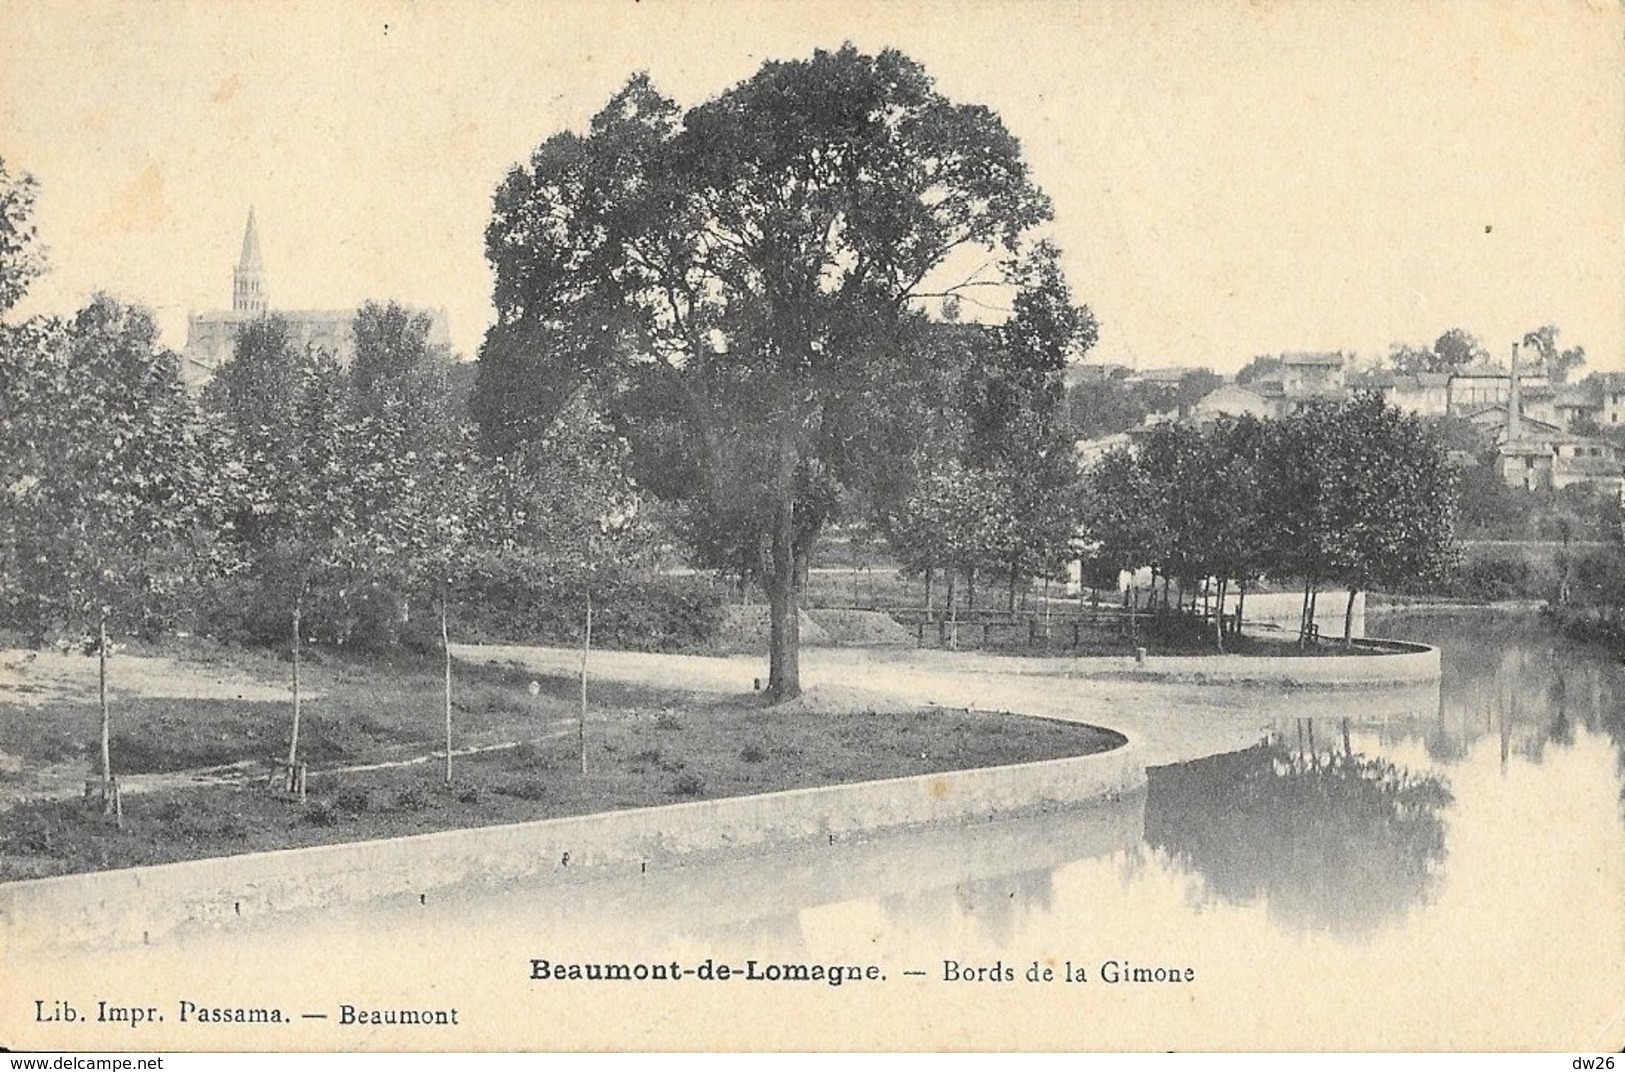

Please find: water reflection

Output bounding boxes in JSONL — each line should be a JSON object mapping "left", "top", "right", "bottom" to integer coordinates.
{"left": 1370, "top": 610, "right": 1625, "bottom": 801}
{"left": 1142, "top": 728, "right": 1452, "bottom": 937}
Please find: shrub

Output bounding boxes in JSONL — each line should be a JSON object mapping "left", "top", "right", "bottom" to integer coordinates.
{"left": 496, "top": 778, "right": 549, "bottom": 801}
{"left": 394, "top": 786, "right": 430, "bottom": 812}
{"left": 739, "top": 744, "right": 767, "bottom": 763}
{"left": 335, "top": 789, "right": 371, "bottom": 815}
{"left": 196, "top": 574, "right": 409, "bottom": 650}
{"left": 671, "top": 772, "right": 705, "bottom": 797}
{"left": 303, "top": 801, "right": 338, "bottom": 827}
{"left": 506, "top": 741, "right": 552, "bottom": 769}
{"left": 446, "top": 557, "right": 725, "bottom": 653}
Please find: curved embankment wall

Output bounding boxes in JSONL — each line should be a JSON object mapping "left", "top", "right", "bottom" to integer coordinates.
{"left": 1061, "top": 638, "right": 1440, "bottom": 687}
{"left": 0, "top": 636, "right": 1443, "bottom": 952}
{"left": 0, "top": 734, "right": 1143, "bottom": 954}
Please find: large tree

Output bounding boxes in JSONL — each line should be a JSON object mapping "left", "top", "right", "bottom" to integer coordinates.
{"left": 1520, "top": 324, "right": 1585, "bottom": 385}
{"left": 1390, "top": 328, "right": 1490, "bottom": 376}
{"left": 481, "top": 47, "right": 1053, "bottom": 698}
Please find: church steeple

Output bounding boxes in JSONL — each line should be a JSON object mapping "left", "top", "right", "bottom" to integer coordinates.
{"left": 232, "top": 207, "right": 267, "bottom": 315}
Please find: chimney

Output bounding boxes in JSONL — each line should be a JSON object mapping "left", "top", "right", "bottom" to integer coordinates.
{"left": 1507, "top": 342, "right": 1522, "bottom": 441}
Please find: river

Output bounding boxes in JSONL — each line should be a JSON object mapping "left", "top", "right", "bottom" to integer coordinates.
{"left": 7, "top": 610, "right": 1623, "bottom": 1051}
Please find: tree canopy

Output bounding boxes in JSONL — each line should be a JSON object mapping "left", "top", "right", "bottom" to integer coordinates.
{"left": 1521, "top": 324, "right": 1585, "bottom": 385}
{"left": 479, "top": 46, "right": 1061, "bottom": 698}
{"left": 1388, "top": 329, "right": 1490, "bottom": 376}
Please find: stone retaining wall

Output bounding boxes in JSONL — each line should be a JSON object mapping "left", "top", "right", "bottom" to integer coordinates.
{"left": 0, "top": 734, "right": 1142, "bottom": 954}
{"left": 1064, "top": 638, "right": 1440, "bottom": 687}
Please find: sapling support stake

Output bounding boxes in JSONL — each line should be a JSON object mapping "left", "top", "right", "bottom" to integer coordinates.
{"left": 442, "top": 588, "right": 453, "bottom": 785}
{"left": 286, "top": 587, "right": 304, "bottom": 794}
{"left": 96, "top": 607, "right": 121, "bottom": 827}
{"left": 579, "top": 588, "right": 592, "bottom": 776}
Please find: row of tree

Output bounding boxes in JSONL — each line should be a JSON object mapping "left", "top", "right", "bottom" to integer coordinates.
{"left": 1081, "top": 395, "right": 1459, "bottom": 648}
{"left": 2, "top": 278, "right": 634, "bottom": 800}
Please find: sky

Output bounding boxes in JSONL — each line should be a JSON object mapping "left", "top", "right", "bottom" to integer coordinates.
{"left": 2, "top": 0, "right": 1621, "bottom": 374}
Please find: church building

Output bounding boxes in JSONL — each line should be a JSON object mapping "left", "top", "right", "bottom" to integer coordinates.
{"left": 181, "top": 209, "right": 450, "bottom": 386}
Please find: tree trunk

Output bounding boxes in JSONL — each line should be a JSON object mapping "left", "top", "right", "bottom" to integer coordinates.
{"left": 924, "top": 567, "right": 933, "bottom": 615}
{"left": 1236, "top": 579, "right": 1247, "bottom": 640}
{"left": 579, "top": 588, "right": 592, "bottom": 773}
{"left": 1298, "top": 578, "right": 1313, "bottom": 645}
{"left": 1343, "top": 587, "right": 1358, "bottom": 646}
{"left": 97, "top": 608, "right": 111, "bottom": 795}
{"left": 442, "top": 593, "right": 453, "bottom": 785}
{"left": 1007, "top": 561, "right": 1018, "bottom": 613}
{"left": 967, "top": 566, "right": 977, "bottom": 610}
{"left": 766, "top": 429, "right": 802, "bottom": 701}
{"left": 287, "top": 594, "right": 303, "bottom": 777}
{"left": 1213, "top": 578, "right": 1226, "bottom": 653}
{"left": 1300, "top": 581, "right": 1313, "bottom": 649}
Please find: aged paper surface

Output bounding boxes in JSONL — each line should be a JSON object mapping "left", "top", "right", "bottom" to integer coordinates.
{"left": 1, "top": 0, "right": 1623, "bottom": 1054}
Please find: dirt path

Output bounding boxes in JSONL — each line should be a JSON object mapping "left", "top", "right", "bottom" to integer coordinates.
{"left": 0, "top": 728, "right": 578, "bottom": 809}
{"left": 453, "top": 642, "right": 1418, "bottom": 768}
{"left": 0, "top": 649, "right": 311, "bottom": 706}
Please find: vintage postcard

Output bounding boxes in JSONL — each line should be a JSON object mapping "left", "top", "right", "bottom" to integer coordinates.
{"left": 1, "top": 0, "right": 1622, "bottom": 1055}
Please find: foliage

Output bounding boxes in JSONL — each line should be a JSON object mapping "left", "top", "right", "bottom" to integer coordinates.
{"left": 1431, "top": 328, "right": 1489, "bottom": 371}
{"left": 1520, "top": 323, "right": 1585, "bottom": 385}
{"left": 480, "top": 46, "right": 1057, "bottom": 697}
{"left": 1081, "top": 393, "right": 1459, "bottom": 641}
{"left": 0, "top": 295, "right": 206, "bottom": 641}
{"left": 1388, "top": 328, "right": 1489, "bottom": 376}
{"left": 1064, "top": 368, "right": 1218, "bottom": 440}
{"left": 0, "top": 157, "right": 47, "bottom": 317}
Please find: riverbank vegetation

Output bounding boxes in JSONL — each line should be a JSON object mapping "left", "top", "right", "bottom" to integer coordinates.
{"left": 1079, "top": 396, "right": 1458, "bottom": 647}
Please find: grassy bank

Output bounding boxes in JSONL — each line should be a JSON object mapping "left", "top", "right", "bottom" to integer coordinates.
{"left": 0, "top": 642, "right": 1118, "bottom": 880}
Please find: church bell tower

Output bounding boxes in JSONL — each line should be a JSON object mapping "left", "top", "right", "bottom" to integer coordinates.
{"left": 232, "top": 207, "right": 268, "bottom": 315}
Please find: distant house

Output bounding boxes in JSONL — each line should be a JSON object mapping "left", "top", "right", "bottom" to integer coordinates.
{"left": 1277, "top": 351, "right": 1345, "bottom": 395}
{"left": 1466, "top": 405, "right": 1563, "bottom": 439}
{"left": 1124, "top": 366, "right": 1196, "bottom": 388}
{"left": 1387, "top": 373, "right": 1452, "bottom": 417}
{"left": 1514, "top": 383, "right": 1560, "bottom": 427}
{"left": 1190, "top": 384, "right": 1276, "bottom": 422}
{"left": 1554, "top": 385, "right": 1602, "bottom": 430}
{"left": 1073, "top": 412, "right": 1178, "bottom": 468}
{"left": 1596, "top": 372, "right": 1625, "bottom": 428}
{"left": 1348, "top": 369, "right": 1450, "bottom": 416}
{"left": 1495, "top": 439, "right": 1557, "bottom": 491}
{"left": 1489, "top": 367, "right": 1623, "bottom": 495}
{"left": 1074, "top": 431, "right": 1135, "bottom": 468}
{"left": 1497, "top": 433, "right": 1623, "bottom": 495}
{"left": 1447, "top": 366, "right": 1550, "bottom": 415}
{"left": 1064, "top": 362, "right": 1132, "bottom": 386}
